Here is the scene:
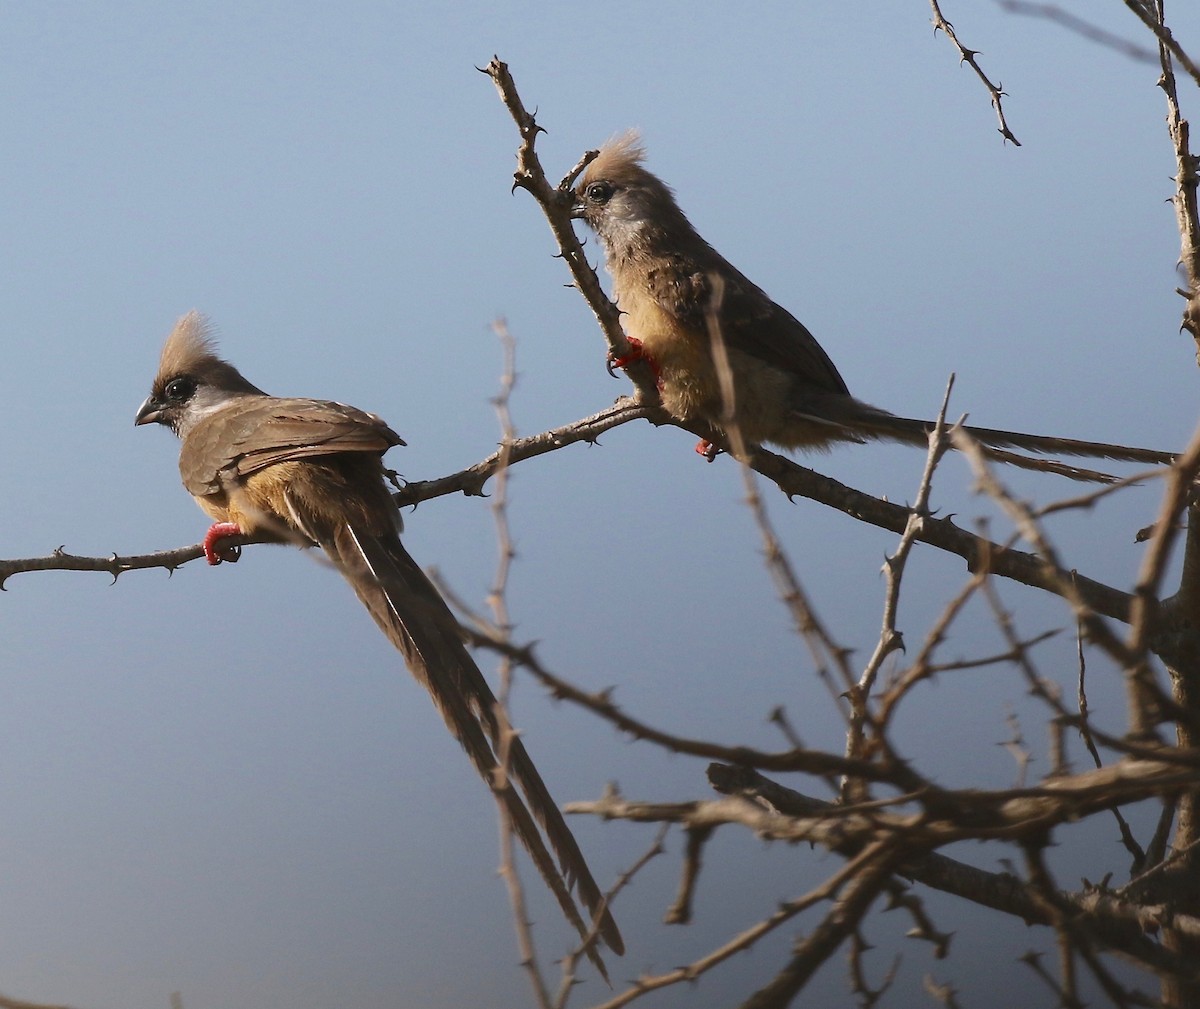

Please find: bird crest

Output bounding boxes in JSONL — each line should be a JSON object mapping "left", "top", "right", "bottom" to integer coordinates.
{"left": 581, "top": 130, "right": 650, "bottom": 189}
{"left": 155, "top": 311, "right": 222, "bottom": 385}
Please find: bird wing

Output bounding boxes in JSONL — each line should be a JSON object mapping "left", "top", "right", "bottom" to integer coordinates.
{"left": 642, "top": 254, "right": 851, "bottom": 396}
{"left": 179, "top": 396, "right": 403, "bottom": 498}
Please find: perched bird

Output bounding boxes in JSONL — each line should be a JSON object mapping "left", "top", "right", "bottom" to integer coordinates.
{"left": 572, "top": 133, "right": 1175, "bottom": 477}
{"left": 135, "top": 312, "right": 622, "bottom": 964}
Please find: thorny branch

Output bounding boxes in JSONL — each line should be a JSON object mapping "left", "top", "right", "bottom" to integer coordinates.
{"left": 705, "top": 276, "right": 858, "bottom": 711}
{"left": 714, "top": 763, "right": 1197, "bottom": 978}
{"left": 929, "top": 0, "right": 1021, "bottom": 144}
{"left": 4, "top": 407, "right": 1165, "bottom": 641}
{"left": 1124, "top": 0, "right": 1200, "bottom": 89}
{"left": 846, "top": 379, "right": 957, "bottom": 784}
{"left": 552, "top": 829, "right": 669, "bottom": 1009}
{"left": 483, "top": 322, "right": 559, "bottom": 1006}
{"left": 481, "top": 57, "right": 660, "bottom": 404}
{"left": 1146, "top": 0, "right": 1200, "bottom": 367}
{"left": 736, "top": 844, "right": 903, "bottom": 1009}
{"left": 585, "top": 840, "right": 899, "bottom": 1009}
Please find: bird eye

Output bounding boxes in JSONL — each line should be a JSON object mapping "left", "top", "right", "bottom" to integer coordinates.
{"left": 585, "top": 181, "right": 615, "bottom": 204}
{"left": 163, "top": 377, "right": 195, "bottom": 402}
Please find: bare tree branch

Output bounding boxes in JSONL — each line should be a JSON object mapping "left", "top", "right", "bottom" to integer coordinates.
{"left": 481, "top": 57, "right": 660, "bottom": 404}
{"left": 1124, "top": 0, "right": 1200, "bottom": 88}
{"left": 996, "top": 1, "right": 1158, "bottom": 62}
{"left": 930, "top": 0, "right": 1022, "bottom": 144}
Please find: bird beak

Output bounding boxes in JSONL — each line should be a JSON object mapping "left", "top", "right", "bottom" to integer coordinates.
{"left": 134, "top": 396, "right": 162, "bottom": 427}
{"left": 569, "top": 198, "right": 587, "bottom": 220}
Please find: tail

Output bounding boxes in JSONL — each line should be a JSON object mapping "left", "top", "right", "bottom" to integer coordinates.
{"left": 815, "top": 399, "right": 1177, "bottom": 483}
{"left": 322, "top": 523, "right": 623, "bottom": 968}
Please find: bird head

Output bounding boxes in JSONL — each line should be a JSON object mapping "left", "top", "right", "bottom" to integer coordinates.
{"left": 571, "top": 131, "right": 690, "bottom": 256}
{"left": 135, "top": 311, "right": 264, "bottom": 437}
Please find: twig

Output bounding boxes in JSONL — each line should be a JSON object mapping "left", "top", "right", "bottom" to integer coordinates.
{"left": 1022, "top": 845, "right": 1157, "bottom": 1008}
{"left": 482, "top": 57, "right": 659, "bottom": 403}
{"left": 705, "top": 275, "right": 857, "bottom": 707}
{"left": 734, "top": 844, "right": 903, "bottom": 1009}
{"left": 848, "top": 379, "right": 957, "bottom": 778}
{"left": 929, "top": 0, "right": 1022, "bottom": 144}
{"left": 585, "top": 840, "right": 897, "bottom": 1009}
{"left": 952, "top": 430, "right": 1168, "bottom": 738}
{"left": 1124, "top": 0, "right": 1200, "bottom": 89}
{"left": 848, "top": 932, "right": 900, "bottom": 1008}
{"left": 1142, "top": 0, "right": 1200, "bottom": 361}
{"left": 712, "top": 764, "right": 1200, "bottom": 978}
{"left": 553, "top": 826, "right": 668, "bottom": 1009}
{"left": 466, "top": 626, "right": 929, "bottom": 790}
{"left": 663, "top": 824, "right": 715, "bottom": 925}
{"left": 0, "top": 541, "right": 229, "bottom": 588}
{"left": 738, "top": 440, "right": 1143, "bottom": 624}
{"left": 1076, "top": 615, "right": 1147, "bottom": 871}
{"left": 996, "top": 1, "right": 1158, "bottom": 63}
{"left": 874, "top": 569, "right": 991, "bottom": 728}
{"left": 484, "top": 321, "right": 558, "bottom": 1005}
{"left": 394, "top": 398, "right": 660, "bottom": 507}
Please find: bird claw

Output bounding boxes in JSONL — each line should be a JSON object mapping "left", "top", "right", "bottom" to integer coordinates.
{"left": 607, "top": 337, "right": 665, "bottom": 392}
{"left": 695, "top": 439, "right": 722, "bottom": 462}
{"left": 606, "top": 336, "right": 648, "bottom": 377}
{"left": 203, "top": 522, "right": 243, "bottom": 565}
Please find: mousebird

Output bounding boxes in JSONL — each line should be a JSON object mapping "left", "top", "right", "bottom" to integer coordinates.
{"left": 135, "top": 311, "right": 622, "bottom": 964}
{"left": 572, "top": 133, "right": 1175, "bottom": 479}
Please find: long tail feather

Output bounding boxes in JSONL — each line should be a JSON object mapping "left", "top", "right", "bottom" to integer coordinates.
{"left": 324, "top": 523, "right": 623, "bottom": 965}
{"left": 816, "top": 401, "right": 1177, "bottom": 483}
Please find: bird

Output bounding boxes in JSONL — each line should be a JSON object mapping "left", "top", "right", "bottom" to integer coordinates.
{"left": 135, "top": 311, "right": 622, "bottom": 965}
{"left": 571, "top": 132, "right": 1176, "bottom": 478}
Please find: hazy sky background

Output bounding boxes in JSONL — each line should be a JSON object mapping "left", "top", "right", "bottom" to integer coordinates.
{"left": 2, "top": 4, "right": 1198, "bottom": 1007}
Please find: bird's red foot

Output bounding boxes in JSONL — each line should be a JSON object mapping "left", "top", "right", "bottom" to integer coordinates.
{"left": 607, "top": 336, "right": 647, "bottom": 372}
{"left": 203, "top": 522, "right": 243, "bottom": 565}
{"left": 695, "top": 439, "right": 721, "bottom": 462}
{"left": 607, "top": 337, "right": 663, "bottom": 388}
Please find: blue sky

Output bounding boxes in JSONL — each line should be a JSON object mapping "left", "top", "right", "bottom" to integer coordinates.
{"left": 2, "top": 4, "right": 1198, "bottom": 1007}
